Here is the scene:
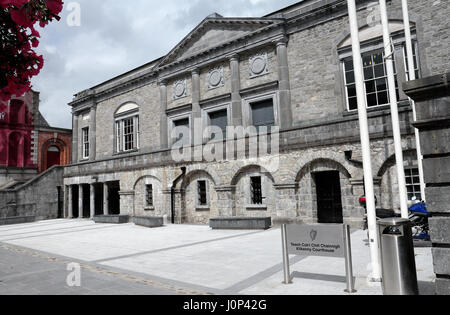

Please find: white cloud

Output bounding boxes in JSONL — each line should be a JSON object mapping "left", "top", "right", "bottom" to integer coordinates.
{"left": 31, "top": 0, "right": 301, "bottom": 128}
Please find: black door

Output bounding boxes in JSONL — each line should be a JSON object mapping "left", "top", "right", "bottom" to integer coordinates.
{"left": 57, "top": 186, "right": 63, "bottom": 218}
{"left": 109, "top": 181, "right": 121, "bottom": 215}
{"left": 315, "top": 171, "right": 344, "bottom": 224}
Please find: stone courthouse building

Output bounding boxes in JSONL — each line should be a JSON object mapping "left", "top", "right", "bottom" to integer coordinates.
{"left": 65, "top": 0, "right": 449, "bottom": 227}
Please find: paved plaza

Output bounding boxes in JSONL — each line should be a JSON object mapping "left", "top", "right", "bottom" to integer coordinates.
{"left": 0, "top": 220, "right": 436, "bottom": 295}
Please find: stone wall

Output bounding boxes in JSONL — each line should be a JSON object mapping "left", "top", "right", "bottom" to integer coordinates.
{"left": 286, "top": 0, "right": 450, "bottom": 124}
{"left": 95, "top": 81, "right": 161, "bottom": 160}
{"left": 0, "top": 166, "right": 64, "bottom": 221}
{"left": 404, "top": 72, "right": 450, "bottom": 295}
{"left": 0, "top": 190, "right": 16, "bottom": 218}
{"left": 63, "top": 131, "right": 418, "bottom": 228}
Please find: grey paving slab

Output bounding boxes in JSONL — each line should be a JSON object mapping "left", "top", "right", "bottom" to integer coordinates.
{"left": 0, "top": 219, "right": 436, "bottom": 295}
{"left": 0, "top": 245, "right": 201, "bottom": 295}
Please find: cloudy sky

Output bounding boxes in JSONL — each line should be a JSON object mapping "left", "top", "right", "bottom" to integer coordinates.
{"left": 31, "top": 0, "right": 301, "bottom": 128}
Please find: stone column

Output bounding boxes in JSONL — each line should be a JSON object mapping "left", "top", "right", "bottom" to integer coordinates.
{"left": 159, "top": 81, "right": 168, "bottom": 149}
{"left": 230, "top": 54, "right": 243, "bottom": 127}
{"left": 192, "top": 69, "right": 201, "bottom": 118}
{"left": 103, "top": 183, "right": 109, "bottom": 215}
{"left": 274, "top": 183, "right": 298, "bottom": 224}
{"left": 119, "top": 191, "right": 135, "bottom": 216}
{"left": 404, "top": 72, "right": 450, "bottom": 295}
{"left": 162, "top": 189, "right": 172, "bottom": 224}
{"left": 89, "top": 105, "right": 97, "bottom": 161}
{"left": 275, "top": 38, "right": 293, "bottom": 129}
{"left": 72, "top": 114, "right": 79, "bottom": 163}
{"left": 191, "top": 69, "right": 202, "bottom": 161}
{"left": 173, "top": 189, "right": 185, "bottom": 224}
{"left": 67, "top": 185, "right": 73, "bottom": 219}
{"left": 78, "top": 184, "right": 84, "bottom": 219}
{"left": 215, "top": 186, "right": 236, "bottom": 217}
{"left": 90, "top": 184, "right": 95, "bottom": 219}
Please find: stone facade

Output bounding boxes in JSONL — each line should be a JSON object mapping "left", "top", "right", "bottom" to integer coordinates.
{"left": 404, "top": 73, "right": 450, "bottom": 295}
{"left": 65, "top": 0, "right": 449, "bottom": 228}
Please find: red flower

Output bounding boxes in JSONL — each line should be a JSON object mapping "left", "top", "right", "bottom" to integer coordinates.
{"left": 45, "top": 0, "right": 63, "bottom": 15}
{"left": 0, "top": 0, "right": 63, "bottom": 102}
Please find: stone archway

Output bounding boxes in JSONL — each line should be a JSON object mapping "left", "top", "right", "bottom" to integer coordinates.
{"left": 180, "top": 169, "right": 218, "bottom": 224}
{"left": 230, "top": 164, "right": 276, "bottom": 218}
{"left": 41, "top": 139, "right": 68, "bottom": 173}
{"left": 295, "top": 158, "right": 354, "bottom": 224}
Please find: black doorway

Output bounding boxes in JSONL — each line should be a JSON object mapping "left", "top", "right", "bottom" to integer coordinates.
{"left": 72, "top": 186, "right": 79, "bottom": 218}
{"left": 109, "top": 181, "right": 121, "bottom": 215}
{"left": 94, "top": 184, "right": 104, "bottom": 216}
{"left": 82, "top": 185, "right": 90, "bottom": 218}
{"left": 57, "top": 186, "right": 63, "bottom": 218}
{"left": 314, "top": 171, "right": 344, "bottom": 224}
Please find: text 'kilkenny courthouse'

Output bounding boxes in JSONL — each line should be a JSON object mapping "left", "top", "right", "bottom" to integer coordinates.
{"left": 65, "top": 0, "right": 449, "bottom": 227}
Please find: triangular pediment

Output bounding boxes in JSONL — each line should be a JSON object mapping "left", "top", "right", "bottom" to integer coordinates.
{"left": 159, "top": 17, "right": 281, "bottom": 67}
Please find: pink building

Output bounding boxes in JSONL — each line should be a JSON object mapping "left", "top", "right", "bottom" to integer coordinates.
{"left": 0, "top": 91, "right": 71, "bottom": 187}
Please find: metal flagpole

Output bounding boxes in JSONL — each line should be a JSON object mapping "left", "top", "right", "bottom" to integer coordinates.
{"left": 401, "top": 0, "right": 426, "bottom": 201}
{"left": 378, "top": 0, "right": 409, "bottom": 219}
{"left": 347, "top": 0, "right": 381, "bottom": 281}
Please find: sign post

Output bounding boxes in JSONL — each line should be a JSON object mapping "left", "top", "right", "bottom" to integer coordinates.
{"left": 281, "top": 223, "right": 356, "bottom": 293}
{"left": 343, "top": 225, "right": 356, "bottom": 293}
{"left": 281, "top": 224, "right": 292, "bottom": 284}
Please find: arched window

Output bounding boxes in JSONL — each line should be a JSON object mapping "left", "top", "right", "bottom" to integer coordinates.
{"left": 115, "top": 103, "right": 140, "bottom": 153}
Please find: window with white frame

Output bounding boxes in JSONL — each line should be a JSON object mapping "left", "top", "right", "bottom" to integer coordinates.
{"left": 343, "top": 42, "right": 420, "bottom": 112}
{"left": 343, "top": 50, "right": 400, "bottom": 111}
{"left": 82, "top": 127, "right": 89, "bottom": 159}
{"left": 404, "top": 42, "right": 420, "bottom": 81}
{"left": 115, "top": 103, "right": 140, "bottom": 153}
{"left": 405, "top": 168, "right": 422, "bottom": 201}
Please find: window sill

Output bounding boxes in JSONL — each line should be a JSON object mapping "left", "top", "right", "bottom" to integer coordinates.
{"left": 113, "top": 149, "right": 140, "bottom": 156}
{"left": 196, "top": 206, "right": 210, "bottom": 212}
{"left": 343, "top": 100, "right": 411, "bottom": 117}
{"left": 246, "top": 204, "right": 267, "bottom": 211}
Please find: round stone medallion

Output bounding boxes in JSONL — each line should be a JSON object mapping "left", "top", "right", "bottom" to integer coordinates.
{"left": 250, "top": 56, "right": 267, "bottom": 75}
{"left": 174, "top": 81, "right": 186, "bottom": 98}
{"left": 209, "top": 69, "right": 222, "bottom": 88}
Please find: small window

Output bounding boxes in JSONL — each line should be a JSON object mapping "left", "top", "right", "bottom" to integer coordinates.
{"left": 82, "top": 127, "right": 89, "bottom": 159}
{"left": 250, "top": 176, "right": 263, "bottom": 205}
{"left": 405, "top": 168, "right": 422, "bottom": 201}
{"left": 251, "top": 100, "right": 275, "bottom": 130}
{"left": 172, "top": 118, "right": 190, "bottom": 145}
{"left": 146, "top": 184, "right": 154, "bottom": 208}
{"left": 197, "top": 180, "right": 208, "bottom": 206}
{"left": 208, "top": 109, "right": 228, "bottom": 140}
